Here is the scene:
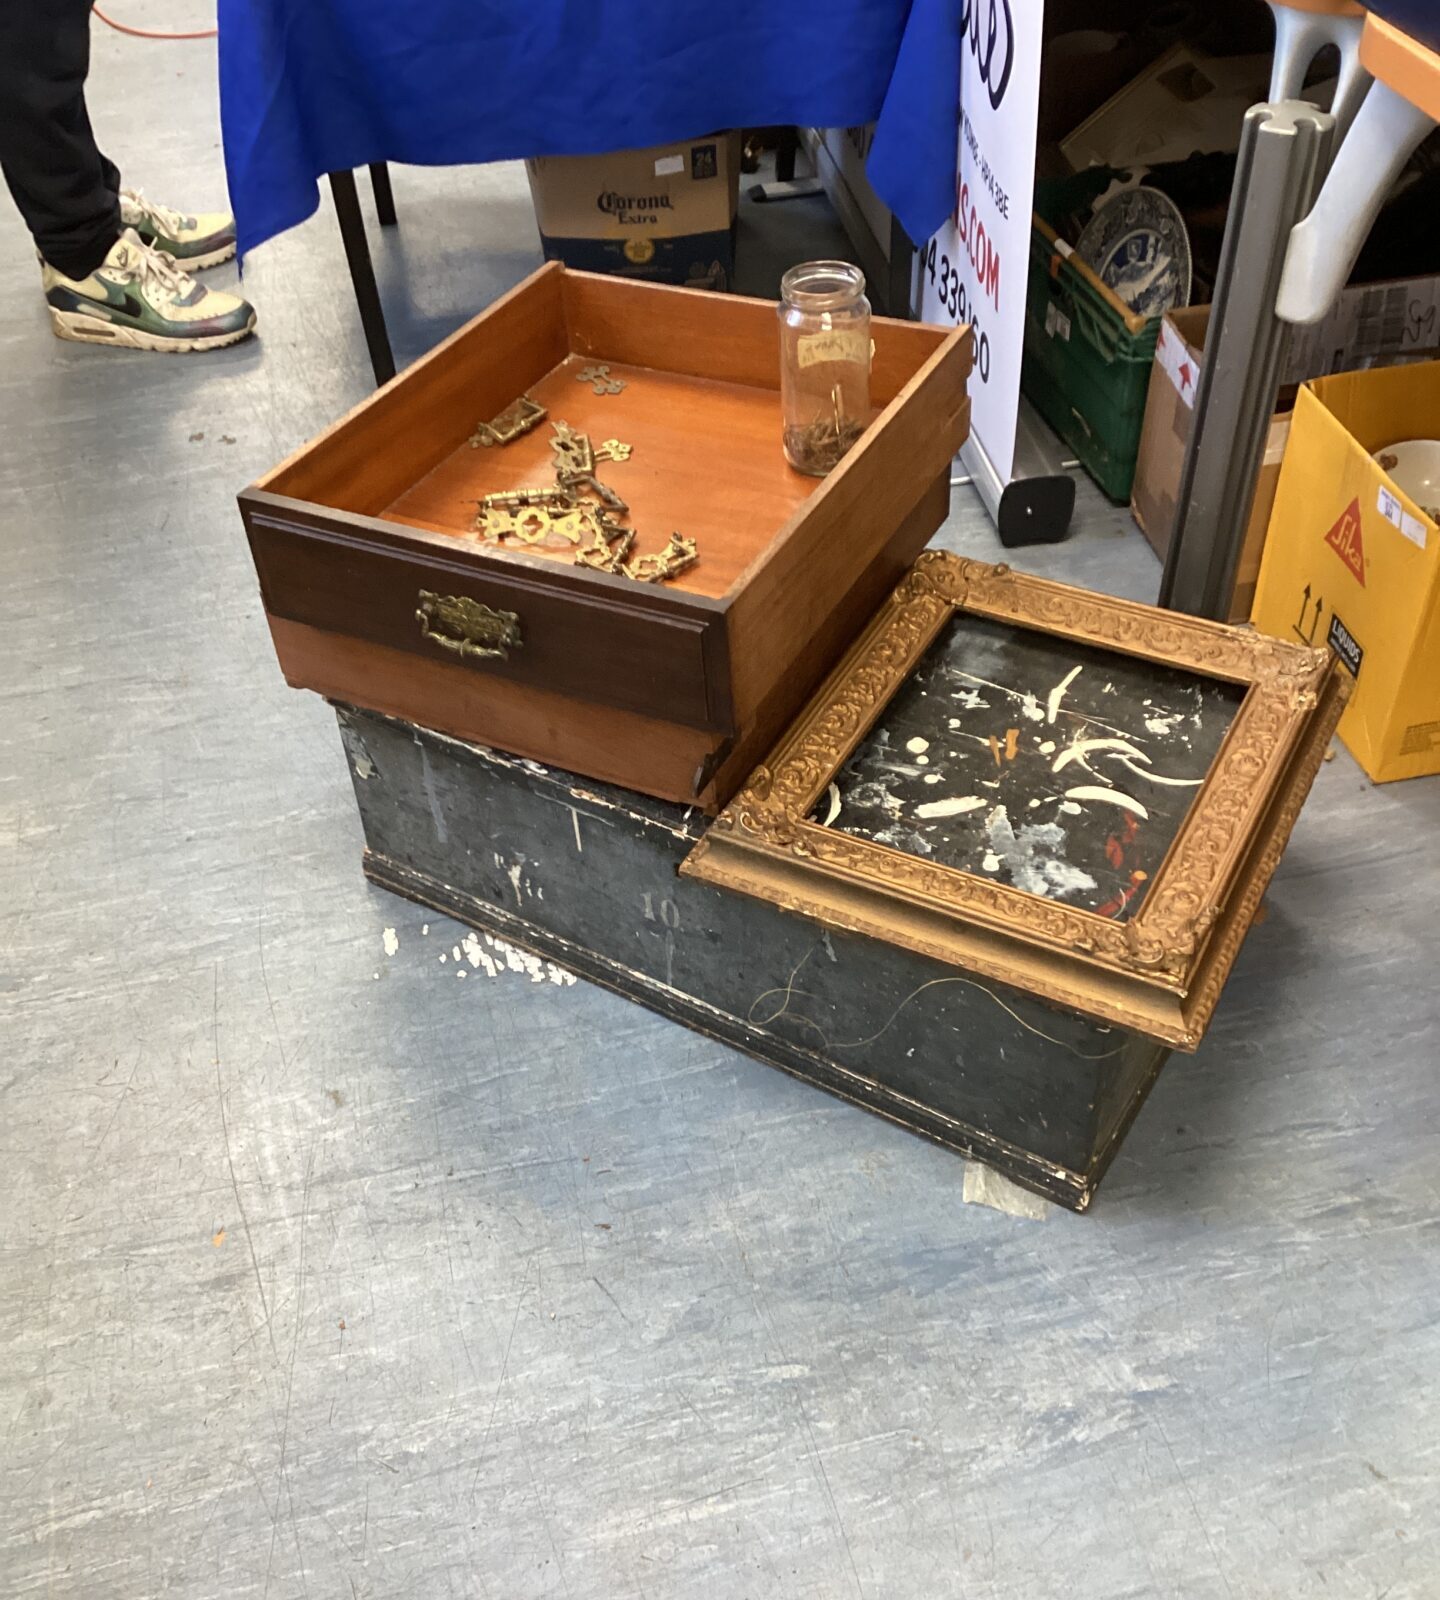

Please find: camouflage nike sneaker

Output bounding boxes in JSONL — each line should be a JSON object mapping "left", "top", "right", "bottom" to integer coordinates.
{"left": 120, "top": 189, "right": 236, "bottom": 269}
{"left": 43, "top": 229, "right": 256, "bottom": 352}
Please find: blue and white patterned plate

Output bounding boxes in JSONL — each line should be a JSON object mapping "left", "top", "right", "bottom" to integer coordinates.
{"left": 1075, "top": 186, "right": 1192, "bottom": 319}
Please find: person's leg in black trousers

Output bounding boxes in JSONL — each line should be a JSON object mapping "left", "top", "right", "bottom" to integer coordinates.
{"left": 0, "top": 0, "right": 254, "bottom": 348}
{"left": 0, "top": 0, "right": 122, "bottom": 279}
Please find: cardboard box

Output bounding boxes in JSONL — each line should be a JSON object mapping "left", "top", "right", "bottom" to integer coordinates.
{"left": 526, "top": 134, "right": 742, "bottom": 290}
{"left": 1251, "top": 361, "right": 1440, "bottom": 782}
{"left": 1131, "top": 275, "right": 1440, "bottom": 619}
{"left": 1061, "top": 46, "right": 1270, "bottom": 170}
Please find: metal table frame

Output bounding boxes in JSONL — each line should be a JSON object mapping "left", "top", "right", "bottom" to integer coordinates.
{"left": 327, "top": 165, "right": 400, "bottom": 388}
{"left": 1161, "top": 6, "right": 1439, "bottom": 619}
{"left": 324, "top": 132, "right": 806, "bottom": 391}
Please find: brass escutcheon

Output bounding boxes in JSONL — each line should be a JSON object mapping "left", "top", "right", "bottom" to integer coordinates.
{"left": 416, "top": 590, "right": 522, "bottom": 661}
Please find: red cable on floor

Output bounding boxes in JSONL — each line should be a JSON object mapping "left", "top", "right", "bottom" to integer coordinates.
{"left": 92, "top": 5, "right": 217, "bottom": 40}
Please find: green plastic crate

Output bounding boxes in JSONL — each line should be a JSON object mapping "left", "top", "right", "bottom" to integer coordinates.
{"left": 1022, "top": 170, "right": 1162, "bottom": 503}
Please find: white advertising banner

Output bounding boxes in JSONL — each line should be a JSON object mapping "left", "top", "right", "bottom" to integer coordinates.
{"left": 916, "top": 1, "right": 1045, "bottom": 484}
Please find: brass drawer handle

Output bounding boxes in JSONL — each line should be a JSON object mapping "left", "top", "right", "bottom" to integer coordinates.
{"left": 416, "top": 590, "right": 523, "bottom": 662}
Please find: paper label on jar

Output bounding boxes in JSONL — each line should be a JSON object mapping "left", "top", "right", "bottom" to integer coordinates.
{"left": 797, "top": 328, "right": 870, "bottom": 369}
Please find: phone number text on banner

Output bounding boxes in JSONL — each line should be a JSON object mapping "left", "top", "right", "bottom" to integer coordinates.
{"left": 916, "top": 1, "right": 1042, "bottom": 484}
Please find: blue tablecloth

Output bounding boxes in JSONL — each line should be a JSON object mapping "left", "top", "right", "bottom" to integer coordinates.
{"left": 217, "top": 0, "right": 962, "bottom": 261}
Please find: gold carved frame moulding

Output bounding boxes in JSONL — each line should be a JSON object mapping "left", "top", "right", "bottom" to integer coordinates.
{"left": 681, "top": 552, "right": 1350, "bottom": 1050}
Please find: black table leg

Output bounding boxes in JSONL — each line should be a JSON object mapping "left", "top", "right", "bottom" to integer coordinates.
{"left": 775, "top": 126, "right": 799, "bottom": 183}
{"left": 328, "top": 168, "right": 396, "bottom": 387}
{"left": 368, "top": 162, "right": 398, "bottom": 227}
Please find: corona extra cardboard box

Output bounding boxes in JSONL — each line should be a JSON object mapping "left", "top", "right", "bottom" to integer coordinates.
{"left": 1252, "top": 360, "right": 1440, "bottom": 781}
{"left": 526, "top": 134, "right": 741, "bottom": 290}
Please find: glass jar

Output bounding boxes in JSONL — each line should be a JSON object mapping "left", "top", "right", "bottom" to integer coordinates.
{"left": 777, "top": 260, "right": 872, "bottom": 476}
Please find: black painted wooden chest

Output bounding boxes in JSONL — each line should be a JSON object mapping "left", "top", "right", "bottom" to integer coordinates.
{"left": 335, "top": 554, "right": 1346, "bottom": 1210}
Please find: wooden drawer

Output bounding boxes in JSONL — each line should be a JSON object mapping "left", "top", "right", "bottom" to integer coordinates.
{"left": 239, "top": 263, "right": 971, "bottom": 807}
{"left": 244, "top": 501, "right": 725, "bottom": 731}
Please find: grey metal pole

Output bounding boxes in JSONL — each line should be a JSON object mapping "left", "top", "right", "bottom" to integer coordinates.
{"left": 1158, "top": 101, "right": 1335, "bottom": 619}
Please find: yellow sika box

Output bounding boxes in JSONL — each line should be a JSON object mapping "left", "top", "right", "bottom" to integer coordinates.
{"left": 1252, "top": 360, "right": 1440, "bottom": 781}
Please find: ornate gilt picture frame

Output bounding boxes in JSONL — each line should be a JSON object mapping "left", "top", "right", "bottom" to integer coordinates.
{"left": 682, "top": 552, "right": 1348, "bottom": 1049}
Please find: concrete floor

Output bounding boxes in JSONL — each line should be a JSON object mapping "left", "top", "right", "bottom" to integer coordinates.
{"left": 4, "top": 16, "right": 1440, "bottom": 1600}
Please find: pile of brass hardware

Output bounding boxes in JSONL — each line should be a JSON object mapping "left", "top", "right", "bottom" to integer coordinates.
{"left": 472, "top": 415, "right": 698, "bottom": 585}
{"left": 469, "top": 395, "right": 546, "bottom": 448}
{"left": 784, "top": 383, "right": 865, "bottom": 475}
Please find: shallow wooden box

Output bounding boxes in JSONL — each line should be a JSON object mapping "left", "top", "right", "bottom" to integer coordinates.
{"left": 240, "top": 264, "right": 971, "bottom": 809}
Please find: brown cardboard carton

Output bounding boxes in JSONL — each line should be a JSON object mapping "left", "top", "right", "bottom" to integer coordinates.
{"left": 525, "top": 134, "right": 742, "bottom": 290}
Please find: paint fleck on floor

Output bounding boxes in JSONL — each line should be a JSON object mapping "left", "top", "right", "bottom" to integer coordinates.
{"left": 382, "top": 917, "right": 577, "bottom": 986}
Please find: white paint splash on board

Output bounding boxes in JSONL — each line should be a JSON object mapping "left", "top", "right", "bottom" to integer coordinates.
{"left": 984, "top": 804, "right": 1098, "bottom": 899}
{"left": 906, "top": 737, "right": 930, "bottom": 755}
{"left": 1113, "top": 755, "right": 1202, "bottom": 788}
{"left": 846, "top": 781, "right": 904, "bottom": 820}
{"left": 949, "top": 665, "right": 1131, "bottom": 739}
{"left": 1039, "top": 857, "right": 1099, "bottom": 897}
{"left": 1053, "top": 736, "right": 1146, "bottom": 774}
{"left": 382, "top": 928, "right": 399, "bottom": 958}
{"left": 874, "top": 824, "right": 934, "bottom": 856}
{"left": 914, "top": 795, "right": 986, "bottom": 820}
{"left": 1053, "top": 736, "right": 1202, "bottom": 792}
{"left": 1046, "top": 665, "right": 1083, "bottom": 724}
{"left": 1020, "top": 692, "right": 1044, "bottom": 722}
{"left": 1064, "top": 785, "right": 1149, "bottom": 819}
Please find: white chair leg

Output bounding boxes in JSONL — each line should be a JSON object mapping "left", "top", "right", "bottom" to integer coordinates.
{"left": 1268, "top": 5, "right": 1326, "bottom": 99}
{"left": 1266, "top": 6, "right": 1369, "bottom": 137}
{"left": 1277, "top": 79, "right": 1437, "bottom": 325}
{"left": 1328, "top": 15, "right": 1372, "bottom": 137}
